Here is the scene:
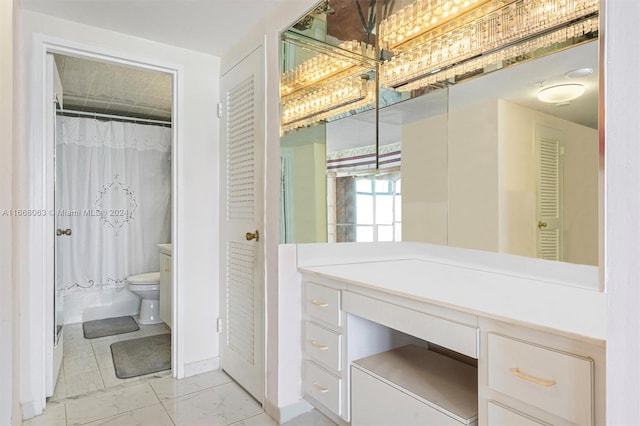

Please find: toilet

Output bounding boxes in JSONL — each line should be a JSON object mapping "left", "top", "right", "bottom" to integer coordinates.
{"left": 126, "top": 272, "right": 163, "bottom": 325}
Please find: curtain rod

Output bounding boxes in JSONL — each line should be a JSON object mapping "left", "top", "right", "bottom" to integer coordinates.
{"left": 58, "top": 108, "right": 172, "bottom": 126}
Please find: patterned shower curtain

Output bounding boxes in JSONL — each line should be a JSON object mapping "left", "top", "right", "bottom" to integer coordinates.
{"left": 55, "top": 115, "right": 171, "bottom": 295}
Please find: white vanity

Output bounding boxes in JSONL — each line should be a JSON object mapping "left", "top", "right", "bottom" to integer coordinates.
{"left": 297, "top": 248, "right": 606, "bottom": 426}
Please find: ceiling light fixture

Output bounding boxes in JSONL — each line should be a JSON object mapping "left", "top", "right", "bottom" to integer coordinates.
{"left": 565, "top": 68, "right": 594, "bottom": 79}
{"left": 379, "top": 0, "right": 599, "bottom": 92}
{"left": 537, "top": 84, "right": 586, "bottom": 103}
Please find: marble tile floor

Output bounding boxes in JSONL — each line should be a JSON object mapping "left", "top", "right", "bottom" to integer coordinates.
{"left": 26, "top": 322, "right": 335, "bottom": 426}
{"left": 52, "top": 321, "right": 173, "bottom": 401}
{"left": 25, "top": 370, "right": 335, "bottom": 426}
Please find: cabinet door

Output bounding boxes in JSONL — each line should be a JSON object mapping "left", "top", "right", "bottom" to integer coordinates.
{"left": 159, "top": 253, "right": 172, "bottom": 327}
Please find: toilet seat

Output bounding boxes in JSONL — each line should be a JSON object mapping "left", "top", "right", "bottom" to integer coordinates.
{"left": 127, "top": 272, "right": 160, "bottom": 285}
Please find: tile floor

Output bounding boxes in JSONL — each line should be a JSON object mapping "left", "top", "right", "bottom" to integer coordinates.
{"left": 51, "top": 321, "right": 173, "bottom": 401}
{"left": 25, "top": 321, "right": 335, "bottom": 426}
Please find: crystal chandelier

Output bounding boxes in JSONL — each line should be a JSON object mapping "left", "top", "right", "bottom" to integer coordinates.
{"left": 379, "top": 0, "right": 489, "bottom": 50}
{"left": 280, "top": 40, "right": 376, "bottom": 133}
{"left": 281, "top": 74, "right": 375, "bottom": 134}
{"left": 379, "top": 0, "right": 599, "bottom": 91}
{"left": 281, "top": 40, "right": 375, "bottom": 97}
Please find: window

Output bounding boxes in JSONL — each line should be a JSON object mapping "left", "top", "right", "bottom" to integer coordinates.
{"left": 333, "top": 172, "right": 401, "bottom": 242}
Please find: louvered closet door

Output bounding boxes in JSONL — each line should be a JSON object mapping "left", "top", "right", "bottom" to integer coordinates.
{"left": 220, "top": 46, "right": 264, "bottom": 402}
{"left": 535, "top": 125, "right": 564, "bottom": 261}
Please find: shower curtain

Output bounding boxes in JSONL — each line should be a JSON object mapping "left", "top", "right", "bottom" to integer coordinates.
{"left": 55, "top": 115, "right": 171, "bottom": 302}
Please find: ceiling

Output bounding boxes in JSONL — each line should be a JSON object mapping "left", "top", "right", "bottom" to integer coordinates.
{"left": 54, "top": 54, "right": 172, "bottom": 120}
{"left": 28, "top": 0, "right": 303, "bottom": 121}
{"left": 22, "top": 0, "right": 293, "bottom": 57}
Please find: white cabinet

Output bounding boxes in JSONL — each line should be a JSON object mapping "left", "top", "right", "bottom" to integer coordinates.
{"left": 302, "top": 278, "right": 415, "bottom": 424}
{"left": 301, "top": 275, "right": 480, "bottom": 425}
{"left": 299, "top": 268, "right": 605, "bottom": 426}
{"left": 479, "top": 319, "right": 604, "bottom": 425}
{"left": 302, "top": 279, "right": 346, "bottom": 422}
{"left": 159, "top": 251, "right": 172, "bottom": 328}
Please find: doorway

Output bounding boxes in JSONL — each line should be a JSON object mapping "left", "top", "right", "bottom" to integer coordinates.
{"left": 43, "top": 47, "right": 179, "bottom": 400}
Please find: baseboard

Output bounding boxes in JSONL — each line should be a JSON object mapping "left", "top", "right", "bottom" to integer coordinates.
{"left": 183, "top": 356, "right": 220, "bottom": 378}
{"left": 264, "top": 398, "right": 313, "bottom": 424}
{"left": 20, "top": 399, "right": 42, "bottom": 421}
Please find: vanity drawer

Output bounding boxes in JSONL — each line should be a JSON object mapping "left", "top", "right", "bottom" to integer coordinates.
{"left": 343, "top": 291, "right": 479, "bottom": 358}
{"left": 487, "top": 333, "right": 593, "bottom": 425}
{"left": 304, "top": 282, "right": 341, "bottom": 327}
{"left": 487, "top": 401, "right": 547, "bottom": 425}
{"left": 304, "top": 321, "right": 342, "bottom": 371}
{"left": 304, "top": 361, "right": 342, "bottom": 416}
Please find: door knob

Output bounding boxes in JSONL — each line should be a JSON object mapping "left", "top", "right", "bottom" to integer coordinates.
{"left": 245, "top": 230, "right": 259, "bottom": 242}
{"left": 56, "top": 228, "right": 72, "bottom": 236}
{"left": 537, "top": 221, "right": 547, "bottom": 229}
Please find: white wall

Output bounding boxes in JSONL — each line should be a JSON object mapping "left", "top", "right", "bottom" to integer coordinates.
{"left": 276, "top": 245, "right": 313, "bottom": 421}
{"left": 285, "top": 142, "right": 327, "bottom": 243}
{"left": 448, "top": 99, "right": 501, "bottom": 251}
{"left": 0, "top": 1, "right": 17, "bottom": 424}
{"left": 497, "top": 101, "right": 537, "bottom": 258}
{"left": 605, "top": 0, "right": 640, "bottom": 422}
{"left": 561, "top": 121, "right": 599, "bottom": 266}
{"left": 281, "top": 126, "right": 328, "bottom": 243}
{"left": 401, "top": 114, "right": 448, "bottom": 245}
{"left": 17, "top": 10, "right": 220, "bottom": 417}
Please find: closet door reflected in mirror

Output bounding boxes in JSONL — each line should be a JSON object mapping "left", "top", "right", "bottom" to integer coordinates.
{"left": 279, "top": 0, "right": 601, "bottom": 268}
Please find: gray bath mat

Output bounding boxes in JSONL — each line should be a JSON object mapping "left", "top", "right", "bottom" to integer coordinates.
{"left": 111, "top": 333, "right": 171, "bottom": 379}
{"left": 83, "top": 316, "right": 140, "bottom": 339}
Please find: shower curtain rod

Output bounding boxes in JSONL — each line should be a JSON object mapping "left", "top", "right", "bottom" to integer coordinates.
{"left": 58, "top": 108, "right": 172, "bottom": 126}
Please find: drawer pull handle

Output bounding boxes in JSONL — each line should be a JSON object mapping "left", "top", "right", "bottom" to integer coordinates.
{"left": 511, "top": 368, "right": 557, "bottom": 387}
{"left": 310, "top": 340, "right": 329, "bottom": 350}
{"left": 311, "top": 299, "right": 329, "bottom": 308}
{"left": 312, "top": 381, "right": 329, "bottom": 393}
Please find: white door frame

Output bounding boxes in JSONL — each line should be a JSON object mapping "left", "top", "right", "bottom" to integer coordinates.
{"left": 25, "top": 34, "right": 184, "bottom": 417}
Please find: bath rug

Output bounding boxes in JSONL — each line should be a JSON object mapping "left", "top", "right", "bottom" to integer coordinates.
{"left": 82, "top": 316, "right": 140, "bottom": 339}
{"left": 111, "top": 333, "right": 171, "bottom": 379}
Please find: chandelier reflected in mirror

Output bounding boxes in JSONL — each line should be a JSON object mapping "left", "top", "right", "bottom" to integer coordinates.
{"left": 280, "top": 37, "right": 376, "bottom": 134}
{"left": 280, "top": 0, "right": 599, "bottom": 133}
{"left": 380, "top": 0, "right": 599, "bottom": 91}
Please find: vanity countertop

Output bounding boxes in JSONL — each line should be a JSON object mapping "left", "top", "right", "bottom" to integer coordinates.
{"left": 157, "top": 243, "right": 172, "bottom": 256}
{"left": 299, "top": 258, "right": 606, "bottom": 343}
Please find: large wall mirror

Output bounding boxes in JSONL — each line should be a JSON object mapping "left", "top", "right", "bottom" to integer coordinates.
{"left": 280, "top": 0, "right": 601, "bottom": 268}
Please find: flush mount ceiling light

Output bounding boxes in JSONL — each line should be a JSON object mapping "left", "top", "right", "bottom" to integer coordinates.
{"left": 565, "top": 68, "right": 594, "bottom": 79}
{"left": 537, "top": 84, "right": 585, "bottom": 104}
